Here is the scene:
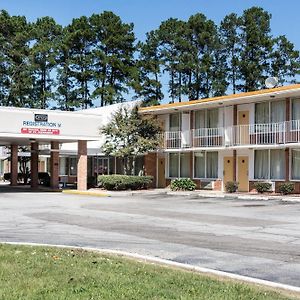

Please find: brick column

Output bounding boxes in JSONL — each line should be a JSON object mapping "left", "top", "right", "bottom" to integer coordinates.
{"left": 144, "top": 153, "right": 157, "bottom": 188}
{"left": 77, "top": 140, "right": 87, "bottom": 190}
{"left": 50, "top": 142, "right": 60, "bottom": 189}
{"left": 30, "top": 142, "right": 39, "bottom": 189}
{"left": 10, "top": 144, "right": 18, "bottom": 186}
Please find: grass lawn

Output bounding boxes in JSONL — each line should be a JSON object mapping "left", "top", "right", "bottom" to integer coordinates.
{"left": 0, "top": 244, "right": 298, "bottom": 300}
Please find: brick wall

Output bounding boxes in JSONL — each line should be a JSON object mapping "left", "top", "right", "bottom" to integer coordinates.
{"left": 213, "top": 179, "right": 222, "bottom": 191}
{"left": 144, "top": 153, "right": 157, "bottom": 188}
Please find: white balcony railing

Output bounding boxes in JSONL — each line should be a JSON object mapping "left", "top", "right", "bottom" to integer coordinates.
{"left": 193, "top": 127, "right": 224, "bottom": 147}
{"left": 160, "top": 120, "right": 300, "bottom": 150}
{"left": 228, "top": 122, "right": 286, "bottom": 147}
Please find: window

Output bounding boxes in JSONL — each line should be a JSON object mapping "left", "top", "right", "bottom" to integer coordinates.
{"left": 194, "top": 110, "right": 205, "bottom": 129}
{"left": 254, "top": 150, "right": 268, "bottom": 179}
{"left": 292, "top": 98, "right": 300, "bottom": 121}
{"left": 292, "top": 150, "right": 300, "bottom": 180}
{"left": 207, "top": 109, "right": 218, "bottom": 128}
{"left": 109, "top": 157, "right": 116, "bottom": 174}
{"left": 255, "top": 100, "right": 285, "bottom": 124}
{"left": 194, "top": 152, "right": 205, "bottom": 178}
{"left": 254, "top": 149, "right": 285, "bottom": 180}
{"left": 194, "top": 152, "right": 218, "bottom": 179}
{"left": 180, "top": 153, "right": 190, "bottom": 177}
{"left": 94, "top": 157, "right": 108, "bottom": 175}
{"left": 169, "top": 153, "right": 179, "bottom": 177}
{"left": 59, "top": 157, "right": 68, "bottom": 176}
{"left": 194, "top": 109, "right": 218, "bottom": 129}
{"left": 206, "top": 152, "right": 218, "bottom": 178}
{"left": 69, "top": 157, "right": 77, "bottom": 176}
{"left": 271, "top": 100, "right": 285, "bottom": 123}
{"left": 168, "top": 152, "right": 190, "bottom": 178}
{"left": 270, "top": 150, "right": 285, "bottom": 179}
{"left": 169, "top": 113, "right": 181, "bottom": 131}
{"left": 255, "top": 102, "right": 269, "bottom": 124}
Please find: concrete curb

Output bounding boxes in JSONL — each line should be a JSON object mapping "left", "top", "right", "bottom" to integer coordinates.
{"left": 61, "top": 188, "right": 300, "bottom": 203}
{"left": 2, "top": 241, "right": 300, "bottom": 294}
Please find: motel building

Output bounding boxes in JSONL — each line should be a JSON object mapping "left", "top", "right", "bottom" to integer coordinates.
{"left": 2, "top": 84, "right": 300, "bottom": 193}
{"left": 0, "top": 101, "right": 139, "bottom": 191}
{"left": 140, "top": 84, "right": 300, "bottom": 193}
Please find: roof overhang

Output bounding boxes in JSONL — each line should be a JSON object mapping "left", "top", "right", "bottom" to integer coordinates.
{"left": 139, "top": 84, "right": 300, "bottom": 115}
{"left": 0, "top": 106, "right": 102, "bottom": 146}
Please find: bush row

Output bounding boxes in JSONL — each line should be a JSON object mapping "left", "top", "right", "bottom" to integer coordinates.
{"left": 97, "top": 175, "right": 153, "bottom": 190}
{"left": 224, "top": 181, "right": 295, "bottom": 195}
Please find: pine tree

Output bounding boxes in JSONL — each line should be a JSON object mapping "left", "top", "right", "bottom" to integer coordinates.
{"left": 30, "top": 17, "right": 62, "bottom": 108}
{"left": 187, "top": 13, "right": 226, "bottom": 99}
{"left": 55, "top": 27, "right": 79, "bottom": 110}
{"left": 67, "top": 16, "right": 94, "bottom": 109}
{"left": 157, "top": 18, "right": 189, "bottom": 103}
{"left": 89, "top": 11, "right": 136, "bottom": 107}
{"left": 135, "top": 30, "right": 163, "bottom": 107}
{"left": 0, "top": 10, "right": 33, "bottom": 107}
{"left": 239, "top": 7, "right": 273, "bottom": 92}
{"left": 270, "top": 35, "right": 300, "bottom": 85}
{"left": 220, "top": 13, "right": 241, "bottom": 94}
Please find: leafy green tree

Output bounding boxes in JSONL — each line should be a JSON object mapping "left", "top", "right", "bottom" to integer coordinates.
{"left": 135, "top": 30, "right": 163, "bottom": 107}
{"left": 89, "top": 11, "right": 136, "bottom": 107}
{"left": 101, "top": 106, "right": 161, "bottom": 175}
{"left": 30, "top": 17, "right": 62, "bottom": 108}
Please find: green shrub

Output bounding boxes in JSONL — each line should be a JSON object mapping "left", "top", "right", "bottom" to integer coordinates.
{"left": 278, "top": 182, "right": 295, "bottom": 195}
{"left": 225, "top": 181, "right": 238, "bottom": 193}
{"left": 98, "top": 175, "right": 153, "bottom": 191}
{"left": 254, "top": 182, "right": 272, "bottom": 193}
{"left": 170, "top": 178, "right": 196, "bottom": 191}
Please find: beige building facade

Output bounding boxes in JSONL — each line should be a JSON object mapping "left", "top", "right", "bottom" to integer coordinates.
{"left": 141, "top": 84, "right": 300, "bottom": 193}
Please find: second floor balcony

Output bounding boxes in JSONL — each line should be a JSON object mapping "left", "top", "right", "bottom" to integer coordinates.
{"left": 160, "top": 120, "right": 300, "bottom": 150}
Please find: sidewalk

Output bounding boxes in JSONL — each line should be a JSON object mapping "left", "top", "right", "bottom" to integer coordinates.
{"left": 62, "top": 188, "right": 300, "bottom": 202}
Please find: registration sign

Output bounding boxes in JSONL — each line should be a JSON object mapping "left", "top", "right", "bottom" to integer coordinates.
{"left": 21, "top": 128, "right": 60, "bottom": 135}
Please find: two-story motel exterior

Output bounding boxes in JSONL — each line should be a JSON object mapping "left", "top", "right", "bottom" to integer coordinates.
{"left": 141, "top": 84, "right": 300, "bottom": 193}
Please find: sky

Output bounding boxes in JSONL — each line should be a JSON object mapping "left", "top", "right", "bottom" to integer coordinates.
{"left": 1, "top": 0, "right": 300, "bottom": 104}
{"left": 1, "top": 0, "right": 299, "bottom": 47}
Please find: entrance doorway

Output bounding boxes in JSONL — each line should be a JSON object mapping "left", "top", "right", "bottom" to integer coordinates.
{"left": 238, "top": 111, "right": 250, "bottom": 145}
{"left": 238, "top": 156, "right": 249, "bottom": 192}
{"left": 223, "top": 156, "right": 234, "bottom": 188}
{"left": 157, "top": 157, "right": 166, "bottom": 188}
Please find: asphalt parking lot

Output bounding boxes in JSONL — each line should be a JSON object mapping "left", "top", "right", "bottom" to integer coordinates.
{"left": 0, "top": 191, "right": 300, "bottom": 287}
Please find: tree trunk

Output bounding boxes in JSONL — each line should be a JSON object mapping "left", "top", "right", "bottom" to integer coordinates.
{"left": 131, "top": 156, "right": 136, "bottom": 176}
